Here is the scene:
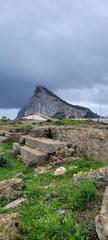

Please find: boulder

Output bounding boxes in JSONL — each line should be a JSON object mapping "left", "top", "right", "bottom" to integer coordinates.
{"left": 0, "top": 136, "right": 8, "bottom": 143}
{"left": 0, "top": 213, "right": 20, "bottom": 240}
{"left": 0, "top": 130, "right": 7, "bottom": 136}
{"left": 0, "top": 178, "right": 24, "bottom": 200}
{"left": 95, "top": 186, "right": 108, "bottom": 240}
{"left": 54, "top": 166, "right": 67, "bottom": 176}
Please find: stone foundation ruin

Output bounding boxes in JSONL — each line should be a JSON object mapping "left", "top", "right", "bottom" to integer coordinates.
{"left": 11, "top": 125, "right": 108, "bottom": 165}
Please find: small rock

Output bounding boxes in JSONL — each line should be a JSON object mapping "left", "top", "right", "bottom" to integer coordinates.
{"left": 34, "top": 167, "right": 48, "bottom": 176}
{"left": 57, "top": 209, "right": 66, "bottom": 216}
{"left": 15, "top": 172, "right": 25, "bottom": 178}
{"left": 42, "top": 183, "right": 55, "bottom": 190}
{"left": 4, "top": 198, "right": 25, "bottom": 209}
{"left": 34, "top": 165, "right": 52, "bottom": 176}
{"left": 68, "top": 148, "right": 76, "bottom": 155}
{"left": 17, "top": 155, "right": 23, "bottom": 161}
{"left": 46, "top": 192, "right": 59, "bottom": 202}
{"left": 54, "top": 166, "right": 67, "bottom": 176}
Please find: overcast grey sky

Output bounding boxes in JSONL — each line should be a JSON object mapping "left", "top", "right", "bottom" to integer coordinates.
{"left": 0, "top": 0, "right": 108, "bottom": 116}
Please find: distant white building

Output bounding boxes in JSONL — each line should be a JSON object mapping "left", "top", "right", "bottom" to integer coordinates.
{"left": 23, "top": 113, "right": 46, "bottom": 121}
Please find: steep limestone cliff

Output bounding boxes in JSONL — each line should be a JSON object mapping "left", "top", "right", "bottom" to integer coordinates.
{"left": 17, "top": 86, "right": 98, "bottom": 119}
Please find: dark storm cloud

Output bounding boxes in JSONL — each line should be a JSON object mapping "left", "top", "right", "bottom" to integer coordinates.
{"left": 0, "top": 0, "right": 108, "bottom": 113}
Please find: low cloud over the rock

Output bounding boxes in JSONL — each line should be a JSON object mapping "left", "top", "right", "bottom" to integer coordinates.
{"left": 0, "top": 0, "right": 108, "bottom": 115}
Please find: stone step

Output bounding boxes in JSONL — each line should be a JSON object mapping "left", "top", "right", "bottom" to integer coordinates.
{"left": 20, "top": 136, "right": 67, "bottom": 153}
{"left": 20, "top": 145, "right": 48, "bottom": 165}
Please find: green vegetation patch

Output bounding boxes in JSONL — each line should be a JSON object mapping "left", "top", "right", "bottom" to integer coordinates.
{"left": 46, "top": 119, "right": 92, "bottom": 126}
{"left": 66, "top": 158, "right": 105, "bottom": 176}
{"left": 20, "top": 172, "right": 85, "bottom": 240}
{"left": 20, "top": 169, "right": 99, "bottom": 240}
{"left": 72, "top": 180, "right": 98, "bottom": 211}
{"left": 0, "top": 142, "right": 103, "bottom": 239}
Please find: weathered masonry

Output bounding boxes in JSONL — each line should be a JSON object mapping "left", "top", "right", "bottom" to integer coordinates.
{"left": 30, "top": 126, "right": 108, "bottom": 162}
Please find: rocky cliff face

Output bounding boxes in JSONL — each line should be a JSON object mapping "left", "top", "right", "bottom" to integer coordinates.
{"left": 17, "top": 86, "right": 98, "bottom": 119}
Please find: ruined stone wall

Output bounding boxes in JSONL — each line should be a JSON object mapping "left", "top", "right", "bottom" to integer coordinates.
{"left": 29, "top": 126, "right": 108, "bottom": 161}
{"left": 50, "top": 126, "right": 108, "bottom": 161}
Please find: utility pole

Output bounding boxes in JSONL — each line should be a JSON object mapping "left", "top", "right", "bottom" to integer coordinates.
{"left": 99, "top": 90, "right": 104, "bottom": 122}
{"left": 39, "top": 103, "right": 41, "bottom": 116}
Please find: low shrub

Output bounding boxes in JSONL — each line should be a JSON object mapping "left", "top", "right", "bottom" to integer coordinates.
{"left": 72, "top": 180, "right": 97, "bottom": 211}
{"left": 0, "top": 154, "right": 11, "bottom": 168}
{"left": 81, "top": 223, "right": 98, "bottom": 240}
{"left": 46, "top": 119, "right": 52, "bottom": 122}
{"left": 27, "top": 160, "right": 37, "bottom": 170}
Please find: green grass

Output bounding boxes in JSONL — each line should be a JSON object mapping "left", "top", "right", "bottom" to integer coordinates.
{"left": 20, "top": 169, "right": 99, "bottom": 240}
{"left": 66, "top": 158, "right": 105, "bottom": 176}
{"left": 0, "top": 142, "right": 24, "bottom": 181}
{"left": 20, "top": 172, "right": 84, "bottom": 240}
{"left": 46, "top": 119, "right": 92, "bottom": 126}
{"left": 0, "top": 142, "right": 102, "bottom": 239}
